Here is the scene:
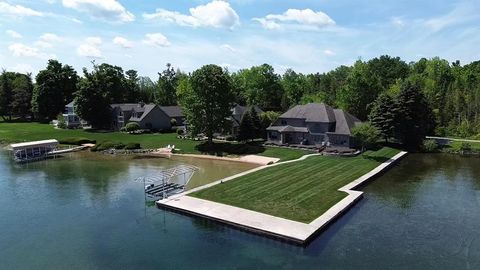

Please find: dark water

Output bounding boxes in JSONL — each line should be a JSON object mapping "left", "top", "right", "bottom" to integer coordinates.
{"left": 0, "top": 152, "right": 479, "bottom": 269}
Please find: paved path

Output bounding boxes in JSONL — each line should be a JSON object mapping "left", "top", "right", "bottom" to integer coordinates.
{"left": 157, "top": 151, "right": 408, "bottom": 245}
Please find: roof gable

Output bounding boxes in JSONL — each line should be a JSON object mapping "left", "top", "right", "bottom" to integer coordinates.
{"left": 280, "top": 103, "right": 335, "bottom": 123}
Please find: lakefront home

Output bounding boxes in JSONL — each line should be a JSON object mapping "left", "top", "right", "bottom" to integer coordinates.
{"left": 229, "top": 104, "right": 263, "bottom": 137}
{"left": 266, "top": 103, "right": 362, "bottom": 148}
{"left": 111, "top": 103, "right": 185, "bottom": 131}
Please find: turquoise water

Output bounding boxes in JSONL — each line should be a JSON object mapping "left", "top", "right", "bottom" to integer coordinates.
{"left": 0, "top": 152, "right": 479, "bottom": 269}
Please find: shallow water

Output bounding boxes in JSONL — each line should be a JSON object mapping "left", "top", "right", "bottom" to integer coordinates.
{"left": 0, "top": 152, "right": 479, "bottom": 269}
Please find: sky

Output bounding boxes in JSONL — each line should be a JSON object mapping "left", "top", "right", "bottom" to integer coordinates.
{"left": 0, "top": 0, "right": 479, "bottom": 79}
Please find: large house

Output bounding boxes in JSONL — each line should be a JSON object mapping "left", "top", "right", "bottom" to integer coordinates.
{"left": 111, "top": 103, "right": 184, "bottom": 131}
{"left": 266, "top": 103, "right": 362, "bottom": 148}
{"left": 63, "top": 101, "right": 184, "bottom": 131}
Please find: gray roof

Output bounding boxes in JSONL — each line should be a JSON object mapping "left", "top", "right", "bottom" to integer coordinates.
{"left": 128, "top": 104, "right": 156, "bottom": 122}
{"left": 267, "top": 125, "right": 309, "bottom": 133}
{"left": 111, "top": 103, "right": 147, "bottom": 113}
{"left": 331, "top": 109, "right": 362, "bottom": 135}
{"left": 66, "top": 101, "right": 75, "bottom": 107}
{"left": 160, "top": 106, "right": 184, "bottom": 118}
{"left": 280, "top": 103, "right": 336, "bottom": 123}
{"left": 231, "top": 104, "right": 263, "bottom": 125}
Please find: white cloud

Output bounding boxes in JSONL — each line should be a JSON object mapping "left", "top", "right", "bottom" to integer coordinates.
{"left": 220, "top": 44, "right": 236, "bottom": 53}
{"left": 254, "top": 9, "right": 335, "bottom": 30}
{"left": 142, "top": 33, "right": 170, "bottom": 47}
{"left": 113, "top": 36, "right": 133, "bottom": 48}
{"left": 0, "top": 1, "right": 44, "bottom": 17}
{"left": 6, "top": 30, "right": 22, "bottom": 39}
{"left": 77, "top": 37, "right": 103, "bottom": 58}
{"left": 8, "top": 43, "right": 55, "bottom": 59}
{"left": 424, "top": 2, "right": 478, "bottom": 32}
{"left": 62, "top": 0, "right": 134, "bottom": 23}
{"left": 143, "top": 0, "right": 240, "bottom": 29}
{"left": 323, "top": 49, "right": 336, "bottom": 56}
{"left": 33, "top": 34, "right": 63, "bottom": 49}
{"left": 40, "top": 33, "right": 63, "bottom": 43}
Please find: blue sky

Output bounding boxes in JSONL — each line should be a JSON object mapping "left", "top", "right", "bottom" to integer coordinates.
{"left": 1, "top": 0, "right": 479, "bottom": 78}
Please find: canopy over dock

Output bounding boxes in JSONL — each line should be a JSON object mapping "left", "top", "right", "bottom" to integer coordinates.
{"left": 135, "top": 164, "right": 199, "bottom": 199}
{"left": 10, "top": 139, "right": 59, "bottom": 162}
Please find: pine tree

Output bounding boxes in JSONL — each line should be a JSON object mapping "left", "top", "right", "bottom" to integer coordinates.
{"left": 249, "top": 106, "right": 262, "bottom": 140}
{"left": 369, "top": 93, "right": 397, "bottom": 142}
{"left": 0, "top": 70, "right": 13, "bottom": 120}
{"left": 237, "top": 109, "right": 254, "bottom": 142}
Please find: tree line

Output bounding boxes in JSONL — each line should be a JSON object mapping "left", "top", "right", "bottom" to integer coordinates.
{"left": 1, "top": 55, "right": 479, "bottom": 145}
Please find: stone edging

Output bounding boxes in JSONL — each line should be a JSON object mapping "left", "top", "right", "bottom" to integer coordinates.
{"left": 157, "top": 151, "right": 408, "bottom": 245}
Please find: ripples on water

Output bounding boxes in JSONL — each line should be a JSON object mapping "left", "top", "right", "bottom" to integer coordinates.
{"left": 0, "top": 152, "right": 479, "bottom": 269}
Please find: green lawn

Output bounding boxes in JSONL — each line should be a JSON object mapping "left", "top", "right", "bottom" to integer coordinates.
{"left": 191, "top": 147, "right": 400, "bottom": 223}
{"left": 0, "top": 122, "right": 306, "bottom": 161}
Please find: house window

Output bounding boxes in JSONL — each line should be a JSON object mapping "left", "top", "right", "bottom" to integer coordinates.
{"left": 281, "top": 120, "right": 287, "bottom": 125}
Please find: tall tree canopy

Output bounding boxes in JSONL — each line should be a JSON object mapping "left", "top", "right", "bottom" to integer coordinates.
{"left": 369, "top": 93, "right": 397, "bottom": 142}
{"left": 0, "top": 70, "right": 14, "bottom": 120}
{"left": 74, "top": 64, "right": 117, "bottom": 128}
{"left": 156, "top": 63, "right": 181, "bottom": 106}
{"left": 32, "top": 60, "right": 78, "bottom": 120}
{"left": 177, "top": 64, "right": 235, "bottom": 144}
{"left": 231, "top": 64, "right": 283, "bottom": 111}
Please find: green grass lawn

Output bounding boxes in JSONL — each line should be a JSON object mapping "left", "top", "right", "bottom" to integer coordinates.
{"left": 0, "top": 122, "right": 306, "bottom": 161}
{"left": 191, "top": 147, "right": 400, "bottom": 223}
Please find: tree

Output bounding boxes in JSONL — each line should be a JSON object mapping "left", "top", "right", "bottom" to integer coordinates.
{"left": 351, "top": 122, "right": 381, "bottom": 151}
{"left": 369, "top": 93, "right": 397, "bottom": 142}
{"left": 238, "top": 106, "right": 262, "bottom": 142}
{"left": 337, "top": 60, "right": 383, "bottom": 120}
{"left": 177, "top": 64, "right": 235, "bottom": 144}
{"left": 367, "top": 55, "right": 410, "bottom": 90}
{"left": 281, "top": 69, "right": 308, "bottom": 109}
{"left": 124, "top": 70, "right": 140, "bottom": 102}
{"left": 260, "top": 111, "right": 280, "bottom": 138}
{"left": 74, "top": 67, "right": 112, "bottom": 129}
{"left": 231, "top": 64, "right": 283, "bottom": 110}
{"left": 137, "top": 76, "right": 156, "bottom": 103}
{"left": 395, "top": 82, "right": 436, "bottom": 149}
{"left": 0, "top": 70, "right": 14, "bottom": 120}
{"left": 11, "top": 73, "right": 33, "bottom": 119}
{"left": 156, "top": 63, "right": 180, "bottom": 106}
{"left": 32, "top": 60, "right": 78, "bottom": 120}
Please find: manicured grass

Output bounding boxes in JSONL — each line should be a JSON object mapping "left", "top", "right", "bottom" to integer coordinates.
{"left": 191, "top": 147, "right": 400, "bottom": 223}
{"left": 258, "top": 146, "right": 311, "bottom": 161}
{"left": 0, "top": 122, "right": 306, "bottom": 160}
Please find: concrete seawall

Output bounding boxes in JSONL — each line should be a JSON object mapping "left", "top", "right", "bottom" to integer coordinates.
{"left": 157, "top": 151, "right": 408, "bottom": 245}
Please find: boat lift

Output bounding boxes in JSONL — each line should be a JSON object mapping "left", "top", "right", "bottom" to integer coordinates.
{"left": 134, "top": 164, "right": 199, "bottom": 199}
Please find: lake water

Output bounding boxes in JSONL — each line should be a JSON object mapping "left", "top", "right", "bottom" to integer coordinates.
{"left": 0, "top": 152, "right": 479, "bottom": 269}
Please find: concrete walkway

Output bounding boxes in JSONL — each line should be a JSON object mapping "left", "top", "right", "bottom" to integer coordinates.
{"left": 157, "top": 151, "right": 408, "bottom": 245}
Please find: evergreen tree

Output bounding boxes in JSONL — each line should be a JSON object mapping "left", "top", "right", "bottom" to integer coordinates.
{"left": 369, "top": 93, "right": 397, "bottom": 142}
{"left": 395, "top": 82, "right": 436, "bottom": 148}
{"left": 156, "top": 63, "right": 179, "bottom": 106}
{"left": 237, "top": 109, "right": 254, "bottom": 142}
{"left": 249, "top": 106, "right": 262, "bottom": 139}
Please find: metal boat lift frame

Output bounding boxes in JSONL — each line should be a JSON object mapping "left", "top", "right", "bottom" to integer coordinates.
{"left": 135, "top": 164, "right": 199, "bottom": 199}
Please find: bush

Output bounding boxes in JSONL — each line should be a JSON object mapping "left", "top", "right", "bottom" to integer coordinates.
{"left": 225, "top": 135, "right": 235, "bottom": 142}
{"left": 170, "top": 118, "right": 177, "bottom": 127}
{"left": 91, "top": 141, "right": 122, "bottom": 151}
{"left": 460, "top": 142, "right": 472, "bottom": 152}
{"left": 120, "top": 127, "right": 127, "bottom": 132}
{"left": 57, "top": 113, "right": 66, "bottom": 129}
{"left": 125, "top": 122, "right": 140, "bottom": 132}
{"left": 124, "top": 143, "right": 141, "bottom": 150}
{"left": 422, "top": 139, "right": 438, "bottom": 152}
{"left": 177, "top": 128, "right": 184, "bottom": 135}
{"left": 59, "top": 137, "right": 96, "bottom": 145}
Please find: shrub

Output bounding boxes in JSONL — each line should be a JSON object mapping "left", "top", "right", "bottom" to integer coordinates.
{"left": 91, "top": 141, "right": 119, "bottom": 151}
{"left": 59, "top": 137, "right": 96, "bottom": 145}
{"left": 177, "top": 128, "right": 184, "bottom": 135}
{"left": 120, "top": 127, "right": 127, "bottom": 132}
{"left": 57, "top": 113, "right": 66, "bottom": 129}
{"left": 170, "top": 118, "right": 177, "bottom": 127}
{"left": 225, "top": 135, "right": 235, "bottom": 142}
{"left": 422, "top": 139, "right": 438, "bottom": 152}
{"left": 460, "top": 142, "right": 472, "bottom": 152}
{"left": 125, "top": 122, "right": 140, "bottom": 132}
{"left": 124, "top": 143, "right": 141, "bottom": 150}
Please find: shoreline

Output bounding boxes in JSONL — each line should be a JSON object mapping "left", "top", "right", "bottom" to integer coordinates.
{"left": 156, "top": 151, "right": 408, "bottom": 245}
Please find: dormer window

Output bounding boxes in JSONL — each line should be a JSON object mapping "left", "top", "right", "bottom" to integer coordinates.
{"left": 281, "top": 120, "right": 287, "bottom": 125}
